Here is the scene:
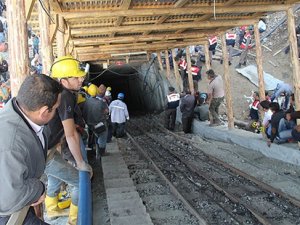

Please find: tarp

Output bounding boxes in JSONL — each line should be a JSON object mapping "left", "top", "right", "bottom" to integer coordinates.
{"left": 236, "top": 65, "right": 283, "bottom": 91}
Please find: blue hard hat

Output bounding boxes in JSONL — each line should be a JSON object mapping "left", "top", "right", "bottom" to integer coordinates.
{"left": 117, "top": 92, "right": 125, "bottom": 100}
{"left": 199, "top": 93, "right": 207, "bottom": 99}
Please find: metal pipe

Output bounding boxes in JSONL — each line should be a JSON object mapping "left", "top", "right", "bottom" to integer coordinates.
{"left": 78, "top": 171, "right": 92, "bottom": 225}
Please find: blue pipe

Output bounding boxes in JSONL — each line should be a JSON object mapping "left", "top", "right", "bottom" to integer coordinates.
{"left": 78, "top": 171, "right": 92, "bottom": 225}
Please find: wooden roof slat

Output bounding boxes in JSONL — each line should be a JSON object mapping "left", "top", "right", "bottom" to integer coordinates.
{"left": 61, "top": 5, "right": 291, "bottom": 19}
{"left": 71, "top": 19, "right": 256, "bottom": 36}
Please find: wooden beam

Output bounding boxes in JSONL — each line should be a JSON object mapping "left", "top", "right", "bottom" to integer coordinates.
{"left": 71, "top": 19, "right": 256, "bottom": 36}
{"left": 174, "top": 0, "right": 189, "bottom": 8}
{"left": 49, "top": 14, "right": 58, "bottom": 44}
{"left": 165, "top": 50, "right": 170, "bottom": 79}
{"left": 287, "top": 7, "right": 300, "bottom": 111}
{"left": 186, "top": 46, "right": 194, "bottom": 94}
{"left": 171, "top": 49, "right": 182, "bottom": 92}
{"left": 73, "top": 32, "right": 206, "bottom": 46}
{"left": 221, "top": 33, "right": 234, "bottom": 129}
{"left": 76, "top": 40, "right": 206, "bottom": 55}
{"left": 25, "top": 0, "right": 36, "bottom": 21}
{"left": 64, "top": 26, "right": 71, "bottom": 49}
{"left": 56, "top": 15, "right": 65, "bottom": 57}
{"left": 7, "top": 0, "right": 30, "bottom": 96}
{"left": 204, "top": 43, "right": 210, "bottom": 70}
{"left": 157, "top": 51, "right": 163, "bottom": 71}
{"left": 62, "top": 5, "right": 290, "bottom": 19}
{"left": 254, "top": 22, "right": 265, "bottom": 102}
{"left": 49, "top": 0, "right": 62, "bottom": 12}
{"left": 38, "top": 0, "right": 53, "bottom": 74}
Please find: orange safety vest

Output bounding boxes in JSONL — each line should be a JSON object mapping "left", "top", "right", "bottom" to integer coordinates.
{"left": 208, "top": 36, "right": 217, "bottom": 46}
{"left": 191, "top": 66, "right": 200, "bottom": 76}
{"left": 178, "top": 59, "right": 187, "bottom": 70}
{"left": 240, "top": 32, "right": 252, "bottom": 49}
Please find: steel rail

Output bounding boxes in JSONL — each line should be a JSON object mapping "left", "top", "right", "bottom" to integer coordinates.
{"left": 126, "top": 131, "right": 208, "bottom": 225}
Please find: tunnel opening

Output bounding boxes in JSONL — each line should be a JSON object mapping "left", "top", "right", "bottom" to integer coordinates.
{"left": 87, "top": 59, "right": 168, "bottom": 115}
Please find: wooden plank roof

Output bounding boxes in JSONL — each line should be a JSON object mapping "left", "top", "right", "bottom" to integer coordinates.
{"left": 27, "top": 0, "right": 300, "bottom": 62}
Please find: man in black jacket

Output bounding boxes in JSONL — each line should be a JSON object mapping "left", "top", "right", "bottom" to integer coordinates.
{"left": 267, "top": 102, "right": 285, "bottom": 147}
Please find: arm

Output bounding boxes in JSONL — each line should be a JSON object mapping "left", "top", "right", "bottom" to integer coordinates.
{"left": 62, "top": 119, "right": 90, "bottom": 172}
{"left": 0, "top": 149, "right": 45, "bottom": 214}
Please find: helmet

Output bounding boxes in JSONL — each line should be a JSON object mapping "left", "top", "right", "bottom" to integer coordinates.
{"left": 117, "top": 92, "right": 124, "bottom": 100}
{"left": 87, "top": 84, "right": 98, "bottom": 97}
{"left": 51, "top": 55, "right": 86, "bottom": 79}
{"left": 107, "top": 87, "right": 112, "bottom": 91}
{"left": 82, "top": 86, "right": 88, "bottom": 92}
{"left": 77, "top": 93, "right": 86, "bottom": 104}
{"left": 105, "top": 90, "right": 111, "bottom": 97}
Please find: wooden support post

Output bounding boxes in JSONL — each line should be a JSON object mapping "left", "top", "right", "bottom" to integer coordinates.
{"left": 221, "top": 34, "right": 234, "bottom": 129}
{"left": 156, "top": 51, "right": 164, "bottom": 71}
{"left": 287, "top": 7, "right": 300, "bottom": 111}
{"left": 7, "top": 0, "right": 30, "bottom": 96}
{"left": 165, "top": 50, "right": 170, "bottom": 79}
{"left": 185, "top": 46, "right": 194, "bottom": 94}
{"left": 49, "top": 14, "right": 58, "bottom": 44}
{"left": 254, "top": 22, "right": 266, "bottom": 122}
{"left": 204, "top": 43, "right": 211, "bottom": 71}
{"left": 172, "top": 49, "right": 182, "bottom": 92}
{"left": 25, "top": 0, "right": 36, "bottom": 20}
{"left": 38, "top": 0, "right": 53, "bottom": 74}
{"left": 126, "top": 55, "right": 129, "bottom": 64}
{"left": 56, "top": 15, "right": 65, "bottom": 57}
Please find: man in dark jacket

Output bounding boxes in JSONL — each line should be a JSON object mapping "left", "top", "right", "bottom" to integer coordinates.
{"left": 267, "top": 102, "right": 285, "bottom": 147}
{"left": 164, "top": 86, "right": 180, "bottom": 131}
{"left": 0, "top": 74, "right": 62, "bottom": 225}
{"left": 180, "top": 89, "right": 195, "bottom": 133}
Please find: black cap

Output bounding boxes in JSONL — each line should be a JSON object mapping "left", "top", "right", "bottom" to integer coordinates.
{"left": 206, "top": 69, "right": 215, "bottom": 76}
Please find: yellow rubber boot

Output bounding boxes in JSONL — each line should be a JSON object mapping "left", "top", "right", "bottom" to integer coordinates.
{"left": 45, "top": 195, "right": 69, "bottom": 219}
{"left": 67, "top": 203, "right": 78, "bottom": 225}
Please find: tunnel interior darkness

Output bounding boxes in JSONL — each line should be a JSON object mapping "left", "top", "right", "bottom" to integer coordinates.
{"left": 86, "top": 61, "right": 166, "bottom": 114}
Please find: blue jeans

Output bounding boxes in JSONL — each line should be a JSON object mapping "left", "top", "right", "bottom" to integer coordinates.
{"left": 278, "top": 118, "right": 296, "bottom": 141}
{"left": 45, "top": 152, "right": 79, "bottom": 205}
{"left": 96, "top": 127, "right": 108, "bottom": 149}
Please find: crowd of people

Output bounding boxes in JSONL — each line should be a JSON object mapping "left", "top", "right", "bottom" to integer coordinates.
{"left": 0, "top": 55, "right": 130, "bottom": 225}
{"left": 165, "top": 68, "right": 225, "bottom": 133}
{"left": 247, "top": 82, "right": 300, "bottom": 147}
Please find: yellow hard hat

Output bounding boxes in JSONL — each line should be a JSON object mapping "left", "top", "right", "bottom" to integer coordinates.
{"left": 107, "top": 87, "right": 112, "bottom": 91}
{"left": 77, "top": 93, "right": 86, "bottom": 104}
{"left": 51, "top": 55, "right": 86, "bottom": 79}
{"left": 82, "top": 86, "right": 88, "bottom": 92}
{"left": 87, "top": 84, "right": 98, "bottom": 97}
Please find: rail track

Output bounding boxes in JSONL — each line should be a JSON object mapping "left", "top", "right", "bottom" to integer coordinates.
{"left": 121, "top": 117, "right": 300, "bottom": 225}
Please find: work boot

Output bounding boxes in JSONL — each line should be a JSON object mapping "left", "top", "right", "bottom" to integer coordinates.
{"left": 45, "top": 195, "right": 69, "bottom": 219}
{"left": 229, "top": 61, "right": 232, "bottom": 66}
{"left": 220, "top": 59, "right": 223, "bottom": 64}
{"left": 242, "top": 61, "right": 247, "bottom": 66}
{"left": 67, "top": 203, "right": 78, "bottom": 225}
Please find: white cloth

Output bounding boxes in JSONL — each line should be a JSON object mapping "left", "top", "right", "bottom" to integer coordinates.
{"left": 109, "top": 99, "right": 129, "bottom": 123}
{"left": 262, "top": 109, "right": 273, "bottom": 127}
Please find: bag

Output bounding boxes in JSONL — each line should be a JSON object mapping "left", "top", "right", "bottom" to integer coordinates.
{"left": 93, "top": 122, "right": 106, "bottom": 134}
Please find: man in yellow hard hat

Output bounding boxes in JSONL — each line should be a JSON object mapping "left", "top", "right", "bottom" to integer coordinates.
{"left": 45, "top": 56, "right": 92, "bottom": 225}
{"left": 82, "top": 84, "right": 109, "bottom": 159}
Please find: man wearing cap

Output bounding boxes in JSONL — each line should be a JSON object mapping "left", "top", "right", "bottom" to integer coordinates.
{"left": 206, "top": 69, "right": 224, "bottom": 126}
{"left": 45, "top": 56, "right": 92, "bottom": 225}
{"left": 194, "top": 93, "right": 209, "bottom": 121}
{"left": 164, "top": 87, "right": 180, "bottom": 131}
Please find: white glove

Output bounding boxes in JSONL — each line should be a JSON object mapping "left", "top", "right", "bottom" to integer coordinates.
{"left": 76, "top": 161, "right": 93, "bottom": 178}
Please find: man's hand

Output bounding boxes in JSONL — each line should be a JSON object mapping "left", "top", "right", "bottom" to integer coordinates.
{"left": 31, "top": 192, "right": 45, "bottom": 207}
{"left": 267, "top": 139, "right": 271, "bottom": 147}
{"left": 76, "top": 161, "right": 93, "bottom": 178}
